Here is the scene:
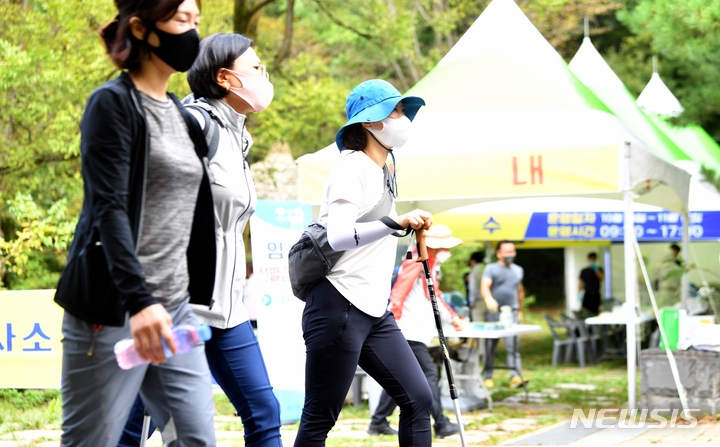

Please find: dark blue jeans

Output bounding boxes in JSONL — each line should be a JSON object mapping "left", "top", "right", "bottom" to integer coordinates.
{"left": 294, "top": 278, "right": 432, "bottom": 447}
{"left": 119, "top": 321, "right": 282, "bottom": 447}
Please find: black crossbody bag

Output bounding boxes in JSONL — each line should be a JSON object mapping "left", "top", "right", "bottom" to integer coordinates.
{"left": 288, "top": 166, "right": 405, "bottom": 301}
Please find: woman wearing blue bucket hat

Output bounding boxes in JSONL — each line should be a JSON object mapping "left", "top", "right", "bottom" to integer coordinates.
{"left": 295, "top": 80, "right": 435, "bottom": 447}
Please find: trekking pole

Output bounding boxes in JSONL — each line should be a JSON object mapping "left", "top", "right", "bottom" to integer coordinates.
{"left": 139, "top": 409, "right": 151, "bottom": 447}
{"left": 412, "top": 229, "right": 468, "bottom": 447}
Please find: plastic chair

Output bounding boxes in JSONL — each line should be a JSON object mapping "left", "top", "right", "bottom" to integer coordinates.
{"left": 572, "top": 320, "right": 598, "bottom": 365}
{"left": 563, "top": 312, "right": 602, "bottom": 364}
{"left": 544, "top": 314, "right": 577, "bottom": 368}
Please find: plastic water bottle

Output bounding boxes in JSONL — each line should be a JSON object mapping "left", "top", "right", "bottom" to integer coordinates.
{"left": 114, "top": 324, "right": 212, "bottom": 370}
{"left": 499, "top": 305, "right": 514, "bottom": 328}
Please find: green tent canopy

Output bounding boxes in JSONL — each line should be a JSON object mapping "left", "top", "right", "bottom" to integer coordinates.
{"left": 297, "top": 0, "right": 690, "bottom": 216}
{"left": 569, "top": 36, "right": 720, "bottom": 173}
{"left": 649, "top": 118, "right": 720, "bottom": 173}
{"left": 568, "top": 37, "right": 689, "bottom": 164}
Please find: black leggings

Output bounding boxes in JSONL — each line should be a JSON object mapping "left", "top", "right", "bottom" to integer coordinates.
{"left": 295, "top": 279, "right": 432, "bottom": 447}
{"left": 372, "top": 340, "right": 451, "bottom": 430}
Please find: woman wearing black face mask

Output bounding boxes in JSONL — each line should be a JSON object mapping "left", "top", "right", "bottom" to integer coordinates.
{"left": 119, "top": 33, "right": 282, "bottom": 447}
{"left": 53, "top": 0, "right": 218, "bottom": 445}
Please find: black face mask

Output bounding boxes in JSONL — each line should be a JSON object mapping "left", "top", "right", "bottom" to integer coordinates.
{"left": 146, "top": 27, "right": 200, "bottom": 72}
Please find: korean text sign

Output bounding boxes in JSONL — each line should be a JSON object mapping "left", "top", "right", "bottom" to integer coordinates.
{"left": 0, "top": 290, "right": 63, "bottom": 388}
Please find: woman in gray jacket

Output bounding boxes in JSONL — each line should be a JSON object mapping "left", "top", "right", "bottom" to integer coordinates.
{"left": 120, "top": 33, "right": 281, "bottom": 447}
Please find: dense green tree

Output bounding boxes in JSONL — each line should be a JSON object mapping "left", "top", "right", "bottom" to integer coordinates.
{"left": 615, "top": 0, "right": 720, "bottom": 139}
{"left": 0, "top": 0, "right": 115, "bottom": 287}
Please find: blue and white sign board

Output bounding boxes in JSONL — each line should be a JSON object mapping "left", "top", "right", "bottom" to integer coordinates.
{"left": 250, "top": 200, "right": 311, "bottom": 423}
{"left": 524, "top": 211, "right": 720, "bottom": 241}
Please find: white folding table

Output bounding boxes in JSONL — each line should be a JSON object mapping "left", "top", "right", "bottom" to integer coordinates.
{"left": 445, "top": 324, "right": 542, "bottom": 411}
{"left": 584, "top": 311, "right": 655, "bottom": 362}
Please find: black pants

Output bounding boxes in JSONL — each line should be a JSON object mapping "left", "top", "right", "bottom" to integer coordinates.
{"left": 295, "top": 279, "right": 432, "bottom": 447}
{"left": 582, "top": 291, "right": 601, "bottom": 315}
{"left": 371, "top": 340, "right": 451, "bottom": 430}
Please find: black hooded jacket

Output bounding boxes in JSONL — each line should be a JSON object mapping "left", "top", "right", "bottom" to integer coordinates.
{"left": 54, "top": 72, "right": 216, "bottom": 326}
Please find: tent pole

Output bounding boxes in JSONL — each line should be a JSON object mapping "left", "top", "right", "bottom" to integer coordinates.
{"left": 623, "top": 141, "right": 638, "bottom": 410}
{"left": 681, "top": 213, "right": 690, "bottom": 310}
{"left": 604, "top": 249, "right": 612, "bottom": 300}
{"left": 564, "top": 247, "right": 577, "bottom": 315}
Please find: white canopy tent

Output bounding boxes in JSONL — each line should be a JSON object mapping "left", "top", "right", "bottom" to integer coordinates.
{"left": 637, "top": 62, "right": 684, "bottom": 117}
{"left": 566, "top": 33, "right": 720, "bottom": 310}
{"left": 295, "top": 0, "right": 691, "bottom": 408}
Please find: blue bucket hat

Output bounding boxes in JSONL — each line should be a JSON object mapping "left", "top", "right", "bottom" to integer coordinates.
{"left": 335, "top": 79, "right": 425, "bottom": 152}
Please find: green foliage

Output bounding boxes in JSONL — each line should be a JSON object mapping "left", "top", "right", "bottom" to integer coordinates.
{"left": 0, "top": 0, "right": 113, "bottom": 198}
{"left": 0, "top": 0, "right": 116, "bottom": 287}
{"left": 0, "top": 389, "right": 59, "bottom": 412}
{"left": 520, "top": 0, "right": 625, "bottom": 59}
{"left": 701, "top": 165, "right": 720, "bottom": 194}
{"left": 438, "top": 245, "right": 480, "bottom": 296}
{"left": 522, "top": 293, "right": 537, "bottom": 311}
{"left": 0, "top": 389, "right": 61, "bottom": 433}
{"left": 0, "top": 193, "right": 76, "bottom": 288}
{"left": 617, "top": 0, "right": 720, "bottom": 139}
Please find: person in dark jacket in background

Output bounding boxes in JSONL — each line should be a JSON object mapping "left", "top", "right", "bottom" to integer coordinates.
{"left": 578, "top": 252, "right": 605, "bottom": 316}
{"left": 53, "top": 0, "right": 217, "bottom": 445}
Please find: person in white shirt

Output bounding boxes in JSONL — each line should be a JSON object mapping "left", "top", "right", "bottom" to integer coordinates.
{"left": 294, "top": 79, "right": 434, "bottom": 447}
{"left": 368, "top": 224, "right": 465, "bottom": 439}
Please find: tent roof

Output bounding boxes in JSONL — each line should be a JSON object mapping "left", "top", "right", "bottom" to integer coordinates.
{"left": 637, "top": 72, "right": 684, "bottom": 117}
{"left": 635, "top": 72, "right": 720, "bottom": 172}
{"left": 296, "top": 0, "right": 690, "bottom": 214}
{"left": 568, "top": 37, "right": 689, "bottom": 163}
{"left": 436, "top": 162, "right": 720, "bottom": 215}
{"left": 676, "top": 161, "right": 720, "bottom": 211}
{"left": 655, "top": 121, "right": 720, "bottom": 173}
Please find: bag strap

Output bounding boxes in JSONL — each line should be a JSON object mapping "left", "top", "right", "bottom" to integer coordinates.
{"left": 185, "top": 102, "right": 222, "bottom": 161}
{"left": 358, "top": 165, "right": 393, "bottom": 222}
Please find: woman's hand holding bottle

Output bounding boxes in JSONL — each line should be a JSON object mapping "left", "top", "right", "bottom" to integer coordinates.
{"left": 129, "top": 304, "right": 176, "bottom": 364}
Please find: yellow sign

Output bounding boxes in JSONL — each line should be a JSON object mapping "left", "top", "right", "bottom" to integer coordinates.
{"left": 434, "top": 211, "right": 532, "bottom": 242}
{"left": 298, "top": 146, "right": 620, "bottom": 203}
{"left": 0, "top": 290, "right": 63, "bottom": 389}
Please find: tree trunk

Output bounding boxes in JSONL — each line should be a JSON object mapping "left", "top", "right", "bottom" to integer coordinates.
{"left": 271, "top": 0, "right": 296, "bottom": 72}
{"left": 391, "top": 60, "right": 410, "bottom": 92}
{"left": 234, "top": 0, "right": 276, "bottom": 38}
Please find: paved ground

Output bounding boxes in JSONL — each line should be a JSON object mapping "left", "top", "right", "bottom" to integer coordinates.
{"left": 2, "top": 412, "right": 718, "bottom": 446}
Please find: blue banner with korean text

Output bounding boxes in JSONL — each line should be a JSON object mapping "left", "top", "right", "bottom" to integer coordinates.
{"left": 250, "top": 200, "right": 310, "bottom": 423}
{"left": 524, "top": 211, "right": 720, "bottom": 241}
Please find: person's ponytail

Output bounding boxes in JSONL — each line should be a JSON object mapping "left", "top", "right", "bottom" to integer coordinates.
{"left": 99, "top": 12, "right": 142, "bottom": 70}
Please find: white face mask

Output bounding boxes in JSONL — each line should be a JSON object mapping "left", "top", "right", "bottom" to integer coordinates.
{"left": 368, "top": 115, "right": 412, "bottom": 148}
{"left": 435, "top": 250, "right": 452, "bottom": 264}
